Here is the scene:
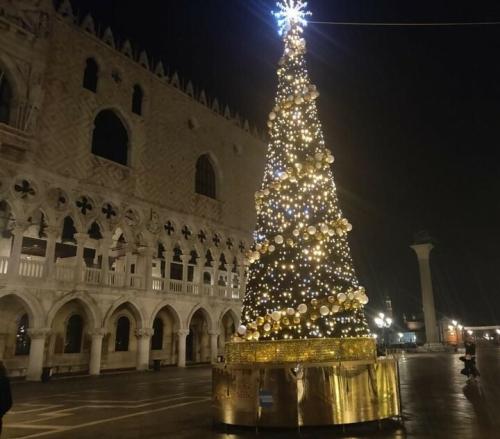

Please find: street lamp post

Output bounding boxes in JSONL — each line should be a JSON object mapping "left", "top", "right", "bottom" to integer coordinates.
{"left": 374, "top": 312, "right": 393, "bottom": 354}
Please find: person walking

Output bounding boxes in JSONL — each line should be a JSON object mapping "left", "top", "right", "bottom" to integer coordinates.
{"left": 460, "top": 336, "right": 480, "bottom": 381}
{"left": 0, "top": 361, "right": 12, "bottom": 436}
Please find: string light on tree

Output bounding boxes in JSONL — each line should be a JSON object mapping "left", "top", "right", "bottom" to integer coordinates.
{"left": 239, "top": 0, "right": 370, "bottom": 342}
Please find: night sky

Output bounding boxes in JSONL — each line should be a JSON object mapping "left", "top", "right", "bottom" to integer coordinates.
{"left": 67, "top": 0, "right": 500, "bottom": 326}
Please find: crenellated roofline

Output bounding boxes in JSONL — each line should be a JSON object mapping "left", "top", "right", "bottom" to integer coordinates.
{"left": 54, "top": 0, "right": 265, "bottom": 141}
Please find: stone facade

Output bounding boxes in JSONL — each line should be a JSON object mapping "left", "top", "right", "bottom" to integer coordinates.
{"left": 0, "top": 0, "right": 265, "bottom": 380}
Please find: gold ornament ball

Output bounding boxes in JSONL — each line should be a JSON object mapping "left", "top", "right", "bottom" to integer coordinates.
{"left": 263, "top": 323, "right": 271, "bottom": 332}
{"left": 256, "top": 316, "right": 265, "bottom": 326}
{"left": 297, "top": 303, "right": 308, "bottom": 314}
{"left": 311, "top": 298, "right": 319, "bottom": 307}
{"left": 332, "top": 304, "right": 340, "bottom": 313}
{"left": 310, "top": 313, "right": 319, "bottom": 321}
{"left": 274, "top": 235, "right": 284, "bottom": 245}
{"left": 327, "top": 295, "right": 336, "bottom": 303}
{"left": 307, "top": 225, "right": 316, "bottom": 235}
{"left": 268, "top": 244, "right": 276, "bottom": 253}
{"left": 286, "top": 307, "right": 295, "bottom": 316}
{"left": 338, "top": 293, "right": 347, "bottom": 303}
{"left": 271, "top": 310, "right": 282, "bottom": 321}
{"left": 292, "top": 229, "right": 300, "bottom": 237}
{"left": 293, "top": 316, "right": 301, "bottom": 324}
{"left": 320, "top": 305, "right": 330, "bottom": 316}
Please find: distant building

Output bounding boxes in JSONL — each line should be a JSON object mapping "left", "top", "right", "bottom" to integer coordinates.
{"left": 0, "top": 1, "right": 265, "bottom": 379}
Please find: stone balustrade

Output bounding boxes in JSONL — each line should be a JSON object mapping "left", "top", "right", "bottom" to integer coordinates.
{"left": 0, "top": 253, "right": 245, "bottom": 300}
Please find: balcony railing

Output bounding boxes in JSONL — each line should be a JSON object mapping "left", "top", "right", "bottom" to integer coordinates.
{"left": 19, "top": 258, "right": 44, "bottom": 278}
{"left": 0, "top": 255, "right": 244, "bottom": 300}
{"left": 0, "top": 256, "right": 8, "bottom": 275}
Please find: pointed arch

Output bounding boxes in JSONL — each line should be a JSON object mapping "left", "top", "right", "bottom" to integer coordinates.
{"left": 0, "top": 291, "right": 44, "bottom": 329}
{"left": 149, "top": 302, "right": 181, "bottom": 329}
{"left": 186, "top": 304, "right": 214, "bottom": 332}
{"left": 103, "top": 297, "right": 145, "bottom": 330}
{"left": 47, "top": 292, "right": 101, "bottom": 330}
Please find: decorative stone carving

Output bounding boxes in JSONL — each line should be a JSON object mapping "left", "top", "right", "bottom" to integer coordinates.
{"left": 146, "top": 209, "right": 161, "bottom": 234}
{"left": 46, "top": 187, "right": 68, "bottom": 211}
{"left": 0, "top": 0, "right": 51, "bottom": 37}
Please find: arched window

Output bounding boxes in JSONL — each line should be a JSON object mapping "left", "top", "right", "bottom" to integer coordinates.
{"left": 83, "top": 58, "right": 98, "bottom": 92}
{"left": 0, "top": 71, "right": 12, "bottom": 124}
{"left": 115, "top": 316, "right": 130, "bottom": 351}
{"left": 132, "top": 84, "right": 143, "bottom": 115}
{"left": 61, "top": 216, "right": 76, "bottom": 243}
{"left": 64, "top": 314, "right": 83, "bottom": 353}
{"left": 195, "top": 155, "right": 216, "bottom": 199}
{"left": 15, "top": 313, "right": 30, "bottom": 356}
{"left": 91, "top": 110, "right": 129, "bottom": 165}
{"left": 151, "top": 317, "right": 164, "bottom": 350}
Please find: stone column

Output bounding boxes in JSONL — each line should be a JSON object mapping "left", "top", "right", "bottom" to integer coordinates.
{"left": 411, "top": 243, "right": 439, "bottom": 344}
{"left": 212, "top": 251, "right": 220, "bottom": 297}
{"left": 26, "top": 328, "right": 50, "bottom": 381}
{"left": 99, "top": 233, "right": 113, "bottom": 287}
{"left": 136, "top": 328, "right": 153, "bottom": 371}
{"left": 177, "top": 329, "right": 189, "bottom": 367}
{"left": 208, "top": 330, "right": 220, "bottom": 363}
{"left": 196, "top": 257, "right": 205, "bottom": 295}
{"left": 124, "top": 250, "right": 133, "bottom": 287}
{"left": 181, "top": 254, "right": 191, "bottom": 293}
{"left": 238, "top": 265, "right": 247, "bottom": 299}
{"left": 139, "top": 246, "right": 154, "bottom": 291}
{"left": 43, "top": 226, "right": 59, "bottom": 279}
{"left": 89, "top": 329, "right": 106, "bottom": 375}
{"left": 8, "top": 224, "right": 27, "bottom": 279}
{"left": 74, "top": 233, "right": 88, "bottom": 283}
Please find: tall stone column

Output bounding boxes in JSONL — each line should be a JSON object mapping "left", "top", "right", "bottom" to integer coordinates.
{"left": 136, "top": 328, "right": 153, "bottom": 370}
{"left": 89, "top": 329, "right": 105, "bottom": 375}
{"left": 99, "top": 233, "right": 113, "bottom": 287}
{"left": 177, "top": 329, "right": 189, "bottom": 367}
{"left": 238, "top": 265, "right": 247, "bottom": 300}
{"left": 139, "top": 246, "right": 154, "bottom": 291}
{"left": 74, "top": 233, "right": 88, "bottom": 283}
{"left": 26, "top": 328, "right": 50, "bottom": 381}
{"left": 208, "top": 330, "right": 220, "bottom": 363}
{"left": 43, "top": 226, "right": 59, "bottom": 279}
{"left": 8, "top": 224, "right": 27, "bottom": 279}
{"left": 411, "top": 243, "right": 439, "bottom": 344}
{"left": 181, "top": 254, "right": 191, "bottom": 293}
{"left": 212, "top": 250, "right": 221, "bottom": 297}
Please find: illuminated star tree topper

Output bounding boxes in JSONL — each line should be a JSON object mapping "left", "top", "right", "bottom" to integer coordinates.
{"left": 273, "top": 0, "right": 312, "bottom": 35}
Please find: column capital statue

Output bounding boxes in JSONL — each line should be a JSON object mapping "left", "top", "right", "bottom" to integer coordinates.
{"left": 27, "top": 327, "right": 51, "bottom": 339}
{"left": 136, "top": 327, "right": 154, "bottom": 338}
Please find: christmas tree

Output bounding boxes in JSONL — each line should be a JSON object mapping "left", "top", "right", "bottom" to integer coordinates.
{"left": 240, "top": 0, "right": 370, "bottom": 341}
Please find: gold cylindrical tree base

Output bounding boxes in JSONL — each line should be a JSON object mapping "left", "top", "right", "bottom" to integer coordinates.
{"left": 213, "top": 340, "right": 400, "bottom": 427}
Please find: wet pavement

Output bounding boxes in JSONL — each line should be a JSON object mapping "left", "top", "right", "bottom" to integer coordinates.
{"left": 2, "top": 344, "right": 500, "bottom": 439}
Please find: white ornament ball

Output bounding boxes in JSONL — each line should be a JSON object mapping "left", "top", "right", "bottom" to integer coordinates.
{"left": 274, "top": 235, "right": 284, "bottom": 245}
{"left": 292, "top": 229, "right": 300, "bottom": 237}
{"left": 263, "top": 188, "right": 270, "bottom": 196}
{"left": 286, "top": 307, "right": 295, "bottom": 316}
{"left": 320, "top": 224, "right": 329, "bottom": 234}
{"left": 268, "top": 244, "right": 276, "bottom": 253}
{"left": 253, "top": 251, "right": 260, "bottom": 260}
{"left": 359, "top": 295, "right": 369, "bottom": 305}
{"left": 314, "top": 152, "right": 324, "bottom": 161}
{"left": 328, "top": 229, "right": 335, "bottom": 236}
{"left": 346, "top": 223, "right": 353, "bottom": 232}
{"left": 297, "top": 303, "right": 308, "bottom": 314}
{"left": 255, "top": 243, "right": 262, "bottom": 251}
{"left": 348, "top": 292, "right": 355, "bottom": 300}
{"left": 237, "top": 325, "right": 247, "bottom": 335}
{"left": 263, "top": 323, "right": 271, "bottom": 332}
{"left": 294, "top": 96, "right": 304, "bottom": 105}
{"left": 319, "top": 305, "right": 330, "bottom": 316}
{"left": 269, "top": 112, "right": 276, "bottom": 120}
{"left": 307, "top": 225, "right": 316, "bottom": 235}
{"left": 271, "top": 311, "right": 282, "bottom": 321}
{"left": 338, "top": 293, "right": 347, "bottom": 303}
{"left": 280, "top": 172, "right": 289, "bottom": 180}
{"left": 326, "top": 155, "right": 335, "bottom": 164}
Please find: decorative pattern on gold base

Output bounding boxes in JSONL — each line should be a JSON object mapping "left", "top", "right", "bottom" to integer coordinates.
{"left": 225, "top": 337, "right": 376, "bottom": 364}
{"left": 213, "top": 357, "right": 400, "bottom": 427}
